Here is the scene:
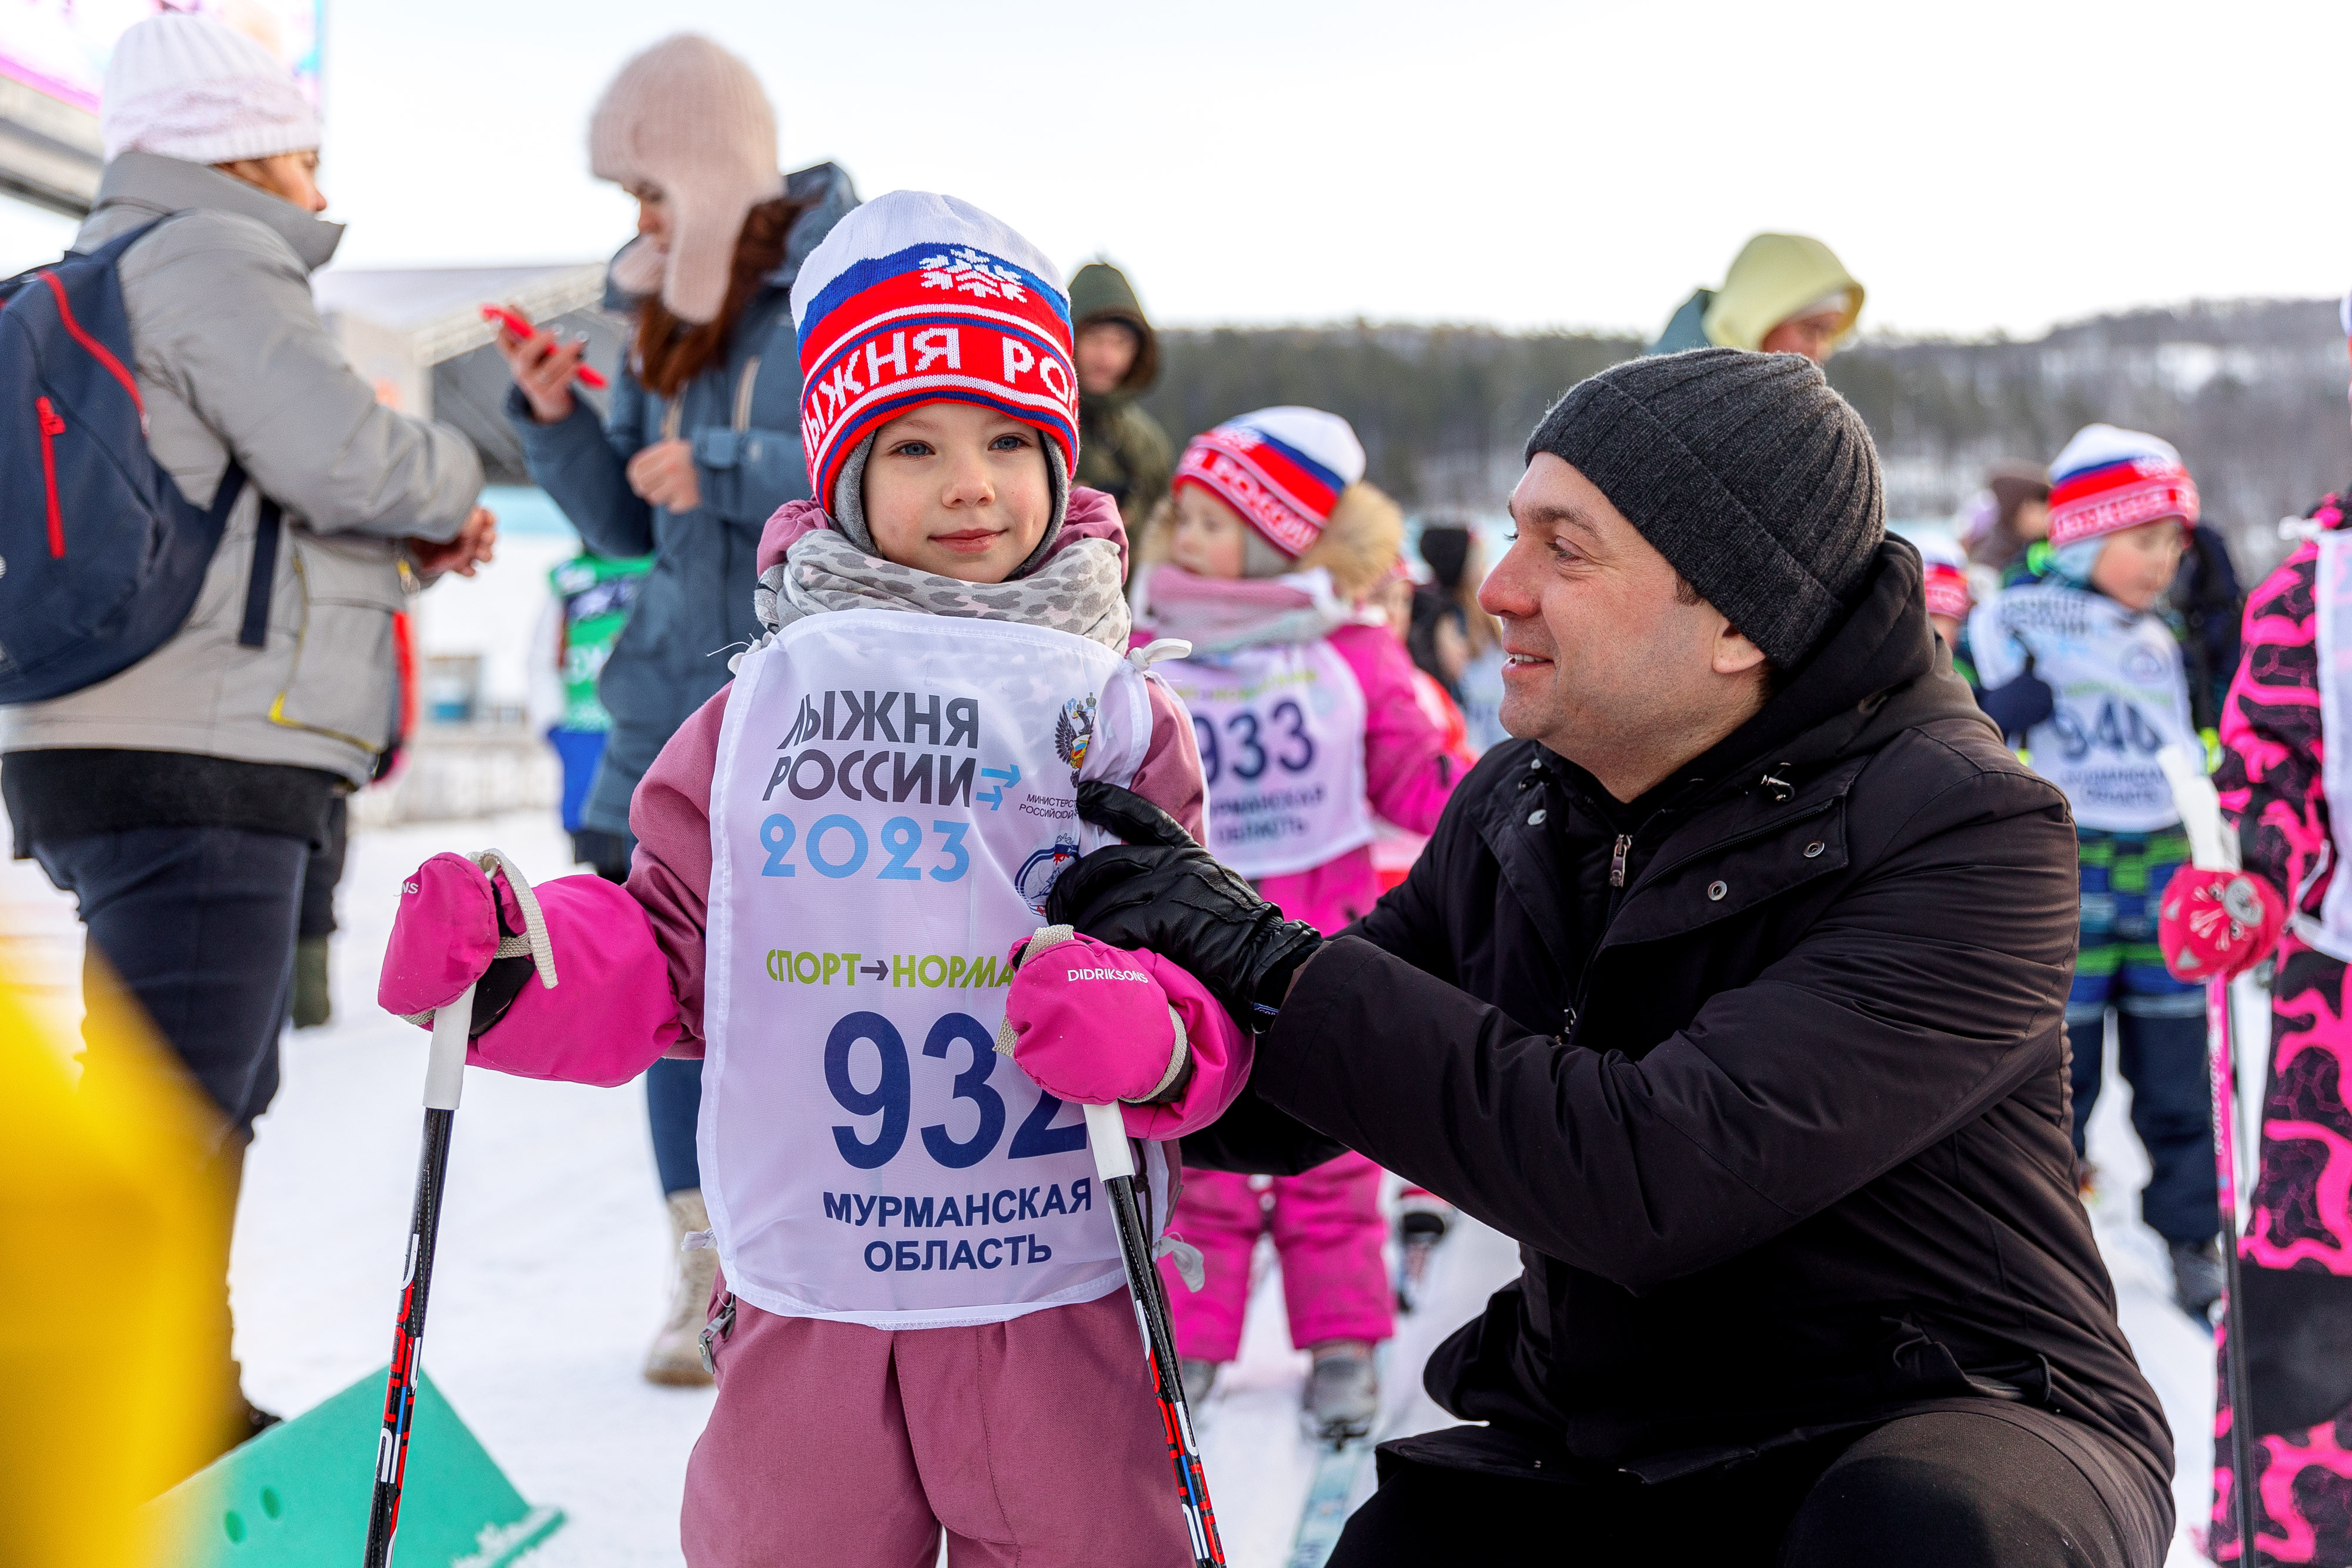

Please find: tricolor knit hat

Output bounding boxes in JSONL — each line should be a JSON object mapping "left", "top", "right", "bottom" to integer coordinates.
{"left": 101, "top": 13, "right": 319, "bottom": 165}
{"left": 1173, "top": 407, "right": 1367, "bottom": 559}
{"left": 793, "top": 191, "right": 1077, "bottom": 559}
{"left": 589, "top": 36, "right": 781, "bottom": 325}
{"left": 1922, "top": 557, "right": 1973, "bottom": 622}
{"left": 2046, "top": 424, "right": 2199, "bottom": 547}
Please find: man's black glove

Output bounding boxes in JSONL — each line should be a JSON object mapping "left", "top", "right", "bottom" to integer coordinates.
{"left": 1049, "top": 781, "right": 1324, "bottom": 1032}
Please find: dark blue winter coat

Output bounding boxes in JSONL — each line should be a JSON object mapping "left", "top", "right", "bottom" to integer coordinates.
{"left": 509, "top": 163, "right": 857, "bottom": 839}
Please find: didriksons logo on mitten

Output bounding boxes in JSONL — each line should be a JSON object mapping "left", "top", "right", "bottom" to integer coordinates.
{"left": 1065, "top": 967, "right": 1151, "bottom": 984}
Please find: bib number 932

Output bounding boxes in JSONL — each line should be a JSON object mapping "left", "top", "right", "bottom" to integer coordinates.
{"left": 826, "top": 1010, "right": 1087, "bottom": 1171}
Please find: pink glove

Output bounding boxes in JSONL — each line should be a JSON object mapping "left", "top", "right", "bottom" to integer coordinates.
{"left": 998, "top": 927, "right": 1188, "bottom": 1106}
{"left": 379, "top": 852, "right": 526, "bottom": 1020}
{"left": 2157, "top": 866, "right": 2286, "bottom": 982}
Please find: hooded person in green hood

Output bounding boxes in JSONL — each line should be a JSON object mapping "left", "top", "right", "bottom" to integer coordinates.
{"left": 1651, "top": 232, "right": 1863, "bottom": 363}
{"left": 1069, "top": 261, "right": 1174, "bottom": 532}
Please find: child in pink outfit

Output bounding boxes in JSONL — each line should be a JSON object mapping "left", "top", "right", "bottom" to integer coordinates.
{"left": 377, "top": 193, "right": 1247, "bottom": 1568}
{"left": 1132, "top": 407, "right": 1469, "bottom": 1432}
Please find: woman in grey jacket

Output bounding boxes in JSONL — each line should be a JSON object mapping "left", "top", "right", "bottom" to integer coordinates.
{"left": 0, "top": 14, "right": 490, "bottom": 1461}
{"left": 496, "top": 33, "right": 855, "bottom": 1385}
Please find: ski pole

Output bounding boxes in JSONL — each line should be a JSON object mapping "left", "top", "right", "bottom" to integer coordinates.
{"left": 2209, "top": 974, "right": 2264, "bottom": 1565}
{"left": 363, "top": 981, "right": 475, "bottom": 1568}
{"left": 1084, "top": 1100, "right": 1227, "bottom": 1568}
{"left": 2157, "top": 745, "right": 2264, "bottom": 1564}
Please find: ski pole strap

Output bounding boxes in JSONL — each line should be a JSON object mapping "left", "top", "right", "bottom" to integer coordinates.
{"left": 472, "top": 848, "right": 559, "bottom": 989}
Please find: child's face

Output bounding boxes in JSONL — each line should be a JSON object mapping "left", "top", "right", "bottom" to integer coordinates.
{"left": 2089, "top": 518, "right": 2186, "bottom": 612}
{"left": 1929, "top": 611, "right": 1963, "bottom": 648}
{"left": 861, "top": 402, "right": 1052, "bottom": 584}
{"left": 1170, "top": 487, "right": 1250, "bottom": 580}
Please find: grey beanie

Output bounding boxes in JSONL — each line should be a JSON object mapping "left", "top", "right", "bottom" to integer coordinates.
{"left": 1524, "top": 347, "right": 1883, "bottom": 667}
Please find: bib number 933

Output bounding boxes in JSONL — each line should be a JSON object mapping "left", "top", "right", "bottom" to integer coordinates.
{"left": 826, "top": 1009, "right": 1086, "bottom": 1171}
{"left": 1194, "top": 700, "right": 1316, "bottom": 788}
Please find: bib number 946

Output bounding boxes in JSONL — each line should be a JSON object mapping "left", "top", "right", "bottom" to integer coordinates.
{"left": 826, "top": 1010, "right": 1087, "bottom": 1171}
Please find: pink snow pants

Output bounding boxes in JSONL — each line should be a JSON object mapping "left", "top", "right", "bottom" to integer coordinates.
{"left": 683, "top": 1272, "right": 1188, "bottom": 1567}
{"left": 1158, "top": 1152, "right": 1395, "bottom": 1363}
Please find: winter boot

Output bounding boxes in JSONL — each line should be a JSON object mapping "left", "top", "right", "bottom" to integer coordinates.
{"left": 1181, "top": 1357, "right": 1219, "bottom": 1403}
{"left": 644, "top": 1189, "right": 720, "bottom": 1386}
{"left": 1394, "top": 1190, "right": 1454, "bottom": 1313}
{"left": 291, "top": 935, "right": 332, "bottom": 1029}
{"left": 1303, "top": 1340, "right": 1378, "bottom": 1441}
{"left": 2168, "top": 1236, "right": 2225, "bottom": 1325}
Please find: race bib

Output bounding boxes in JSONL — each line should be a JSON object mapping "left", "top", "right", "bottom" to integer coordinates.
{"left": 1157, "top": 639, "right": 1374, "bottom": 879}
{"left": 1968, "top": 580, "right": 2196, "bottom": 833}
{"left": 702, "top": 610, "right": 1168, "bottom": 1327}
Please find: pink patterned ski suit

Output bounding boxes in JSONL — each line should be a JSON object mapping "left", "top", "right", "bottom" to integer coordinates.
{"left": 2211, "top": 496, "right": 2352, "bottom": 1564}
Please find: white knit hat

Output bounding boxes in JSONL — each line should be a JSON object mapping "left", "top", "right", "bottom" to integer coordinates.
{"left": 589, "top": 35, "right": 781, "bottom": 325}
{"left": 100, "top": 13, "right": 319, "bottom": 165}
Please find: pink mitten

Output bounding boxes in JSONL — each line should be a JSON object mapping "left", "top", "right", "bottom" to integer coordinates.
{"left": 997, "top": 927, "right": 1187, "bottom": 1107}
{"left": 2157, "top": 865, "right": 2286, "bottom": 982}
{"left": 377, "top": 852, "right": 527, "bottom": 1019}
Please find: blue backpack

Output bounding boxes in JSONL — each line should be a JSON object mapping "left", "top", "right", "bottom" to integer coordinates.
{"left": 0, "top": 219, "right": 280, "bottom": 704}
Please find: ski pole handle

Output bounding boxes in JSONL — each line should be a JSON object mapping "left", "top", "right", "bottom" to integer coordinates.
{"left": 1086, "top": 1100, "right": 1135, "bottom": 1181}
{"left": 423, "top": 983, "right": 473, "bottom": 1111}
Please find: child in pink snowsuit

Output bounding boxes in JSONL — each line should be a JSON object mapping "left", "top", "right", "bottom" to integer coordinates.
{"left": 2159, "top": 481, "right": 2352, "bottom": 1566}
{"left": 1132, "top": 407, "right": 1469, "bottom": 1432}
{"left": 377, "top": 193, "right": 1250, "bottom": 1568}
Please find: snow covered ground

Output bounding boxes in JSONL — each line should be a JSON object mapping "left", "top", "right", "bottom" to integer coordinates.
{"left": 0, "top": 807, "right": 2224, "bottom": 1566}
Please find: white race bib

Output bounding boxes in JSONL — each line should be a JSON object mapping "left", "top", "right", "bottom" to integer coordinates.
{"left": 2310, "top": 535, "right": 2352, "bottom": 960}
{"left": 1967, "top": 579, "right": 2197, "bottom": 833}
{"left": 702, "top": 610, "right": 1168, "bottom": 1328}
{"left": 1157, "top": 639, "right": 1374, "bottom": 879}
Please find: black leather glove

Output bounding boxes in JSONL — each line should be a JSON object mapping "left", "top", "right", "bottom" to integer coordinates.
{"left": 1050, "top": 781, "right": 1324, "bottom": 1032}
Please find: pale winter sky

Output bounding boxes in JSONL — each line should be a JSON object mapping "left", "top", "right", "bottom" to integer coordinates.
{"left": 15, "top": 0, "right": 2352, "bottom": 339}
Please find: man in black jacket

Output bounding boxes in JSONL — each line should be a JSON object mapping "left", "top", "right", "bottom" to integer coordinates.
{"left": 1054, "top": 349, "right": 2174, "bottom": 1565}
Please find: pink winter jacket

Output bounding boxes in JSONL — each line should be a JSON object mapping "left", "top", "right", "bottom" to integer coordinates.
{"left": 452, "top": 487, "right": 1245, "bottom": 1136}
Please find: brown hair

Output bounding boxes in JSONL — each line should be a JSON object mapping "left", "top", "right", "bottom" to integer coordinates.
{"left": 633, "top": 196, "right": 799, "bottom": 400}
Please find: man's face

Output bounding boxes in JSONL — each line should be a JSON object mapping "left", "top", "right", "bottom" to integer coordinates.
{"left": 1075, "top": 322, "right": 1141, "bottom": 396}
{"left": 1481, "top": 454, "right": 1768, "bottom": 798}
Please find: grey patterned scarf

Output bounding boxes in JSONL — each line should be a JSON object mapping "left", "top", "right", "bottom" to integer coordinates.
{"left": 752, "top": 526, "right": 1132, "bottom": 653}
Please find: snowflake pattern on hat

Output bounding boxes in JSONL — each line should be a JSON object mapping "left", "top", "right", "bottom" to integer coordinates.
{"left": 921, "top": 248, "right": 1030, "bottom": 301}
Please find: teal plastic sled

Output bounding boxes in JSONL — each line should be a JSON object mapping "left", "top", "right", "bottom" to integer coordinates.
{"left": 143, "top": 1366, "right": 564, "bottom": 1567}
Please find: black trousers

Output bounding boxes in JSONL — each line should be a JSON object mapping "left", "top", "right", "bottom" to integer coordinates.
{"left": 35, "top": 824, "right": 306, "bottom": 1134}
{"left": 1331, "top": 1406, "right": 2170, "bottom": 1568}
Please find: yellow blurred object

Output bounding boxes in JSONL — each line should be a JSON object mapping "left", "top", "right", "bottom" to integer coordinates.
{"left": 0, "top": 958, "right": 230, "bottom": 1568}
{"left": 1702, "top": 232, "right": 1865, "bottom": 353}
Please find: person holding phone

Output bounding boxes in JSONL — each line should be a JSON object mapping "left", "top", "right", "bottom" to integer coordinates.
{"left": 495, "top": 32, "right": 856, "bottom": 1386}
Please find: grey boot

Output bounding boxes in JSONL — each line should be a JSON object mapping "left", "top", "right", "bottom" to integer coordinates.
{"left": 2169, "top": 1236, "right": 2225, "bottom": 1325}
{"left": 644, "top": 1189, "right": 720, "bottom": 1386}
{"left": 1180, "top": 1357, "right": 1219, "bottom": 1404}
{"left": 1303, "top": 1341, "right": 1379, "bottom": 1440}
